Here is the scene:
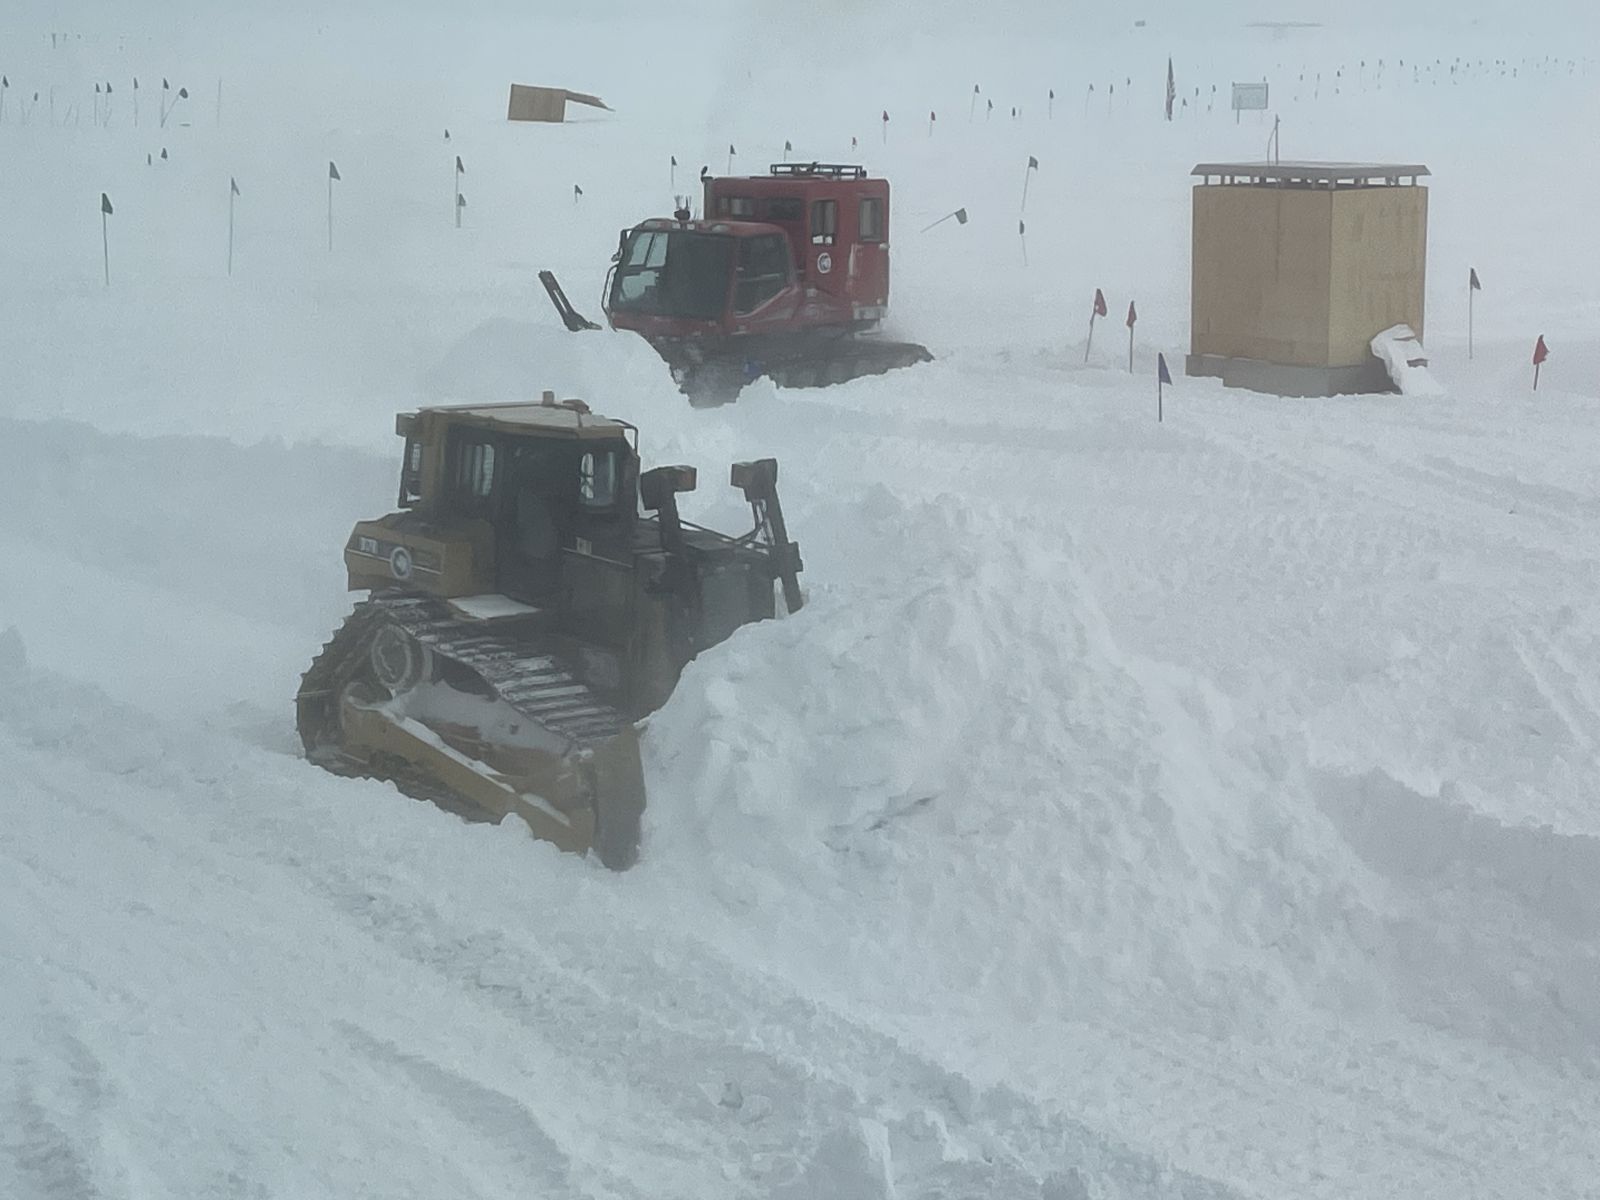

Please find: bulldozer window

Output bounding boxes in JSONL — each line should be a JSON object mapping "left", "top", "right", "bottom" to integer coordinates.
{"left": 734, "top": 235, "right": 791, "bottom": 314}
{"left": 449, "top": 438, "right": 497, "bottom": 512}
{"left": 715, "top": 196, "right": 757, "bottom": 217}
{"left": 399, "top": 437, "right": 424, "bottom": 505}
{"left": 579, "top": 450, "right": 620, "bottom": 511}
{"left": 859, "top": 196, "right": 885, "bottom": 242}
{"left": 810, "top": 199, "right": 837, "bottom": 245}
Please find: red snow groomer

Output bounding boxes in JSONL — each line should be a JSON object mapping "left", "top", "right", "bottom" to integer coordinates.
{"left": 542, "top": 163, "right": 931, "bottom": 405}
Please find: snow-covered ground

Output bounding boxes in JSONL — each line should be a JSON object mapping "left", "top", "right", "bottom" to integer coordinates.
{"left": 4, "top": 3, "right": 1600, "bottom": 1198}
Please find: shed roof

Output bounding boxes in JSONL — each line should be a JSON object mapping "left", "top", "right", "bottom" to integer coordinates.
{"left": 1192, "top": 161, "right": 1430, "bottom": 185}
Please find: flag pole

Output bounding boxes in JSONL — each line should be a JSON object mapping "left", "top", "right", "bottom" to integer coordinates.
{"left": 1085, "top": 312, "right": 1096, "bottom": 363}
{"left": 102, "top": 210, "right": 110, "bottom": 286}
{"left": 1158, "top": 374, "right": 1164, "bottom": 423}
{"left": 1128, "top": 323, "right": 1134, "bottom": 373}
{"left": 327, "top": 173, "right": 334, "bottom": 252}
{"left": 1468, "top": 282, "right": 1474, "bottom": 360}
{"left": 228, "top": 183, "right": 235, "bottom": 275}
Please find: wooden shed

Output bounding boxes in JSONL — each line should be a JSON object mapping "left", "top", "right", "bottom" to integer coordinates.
{"left": 1187, "top": 161, "right": 1429, "bottom": 396}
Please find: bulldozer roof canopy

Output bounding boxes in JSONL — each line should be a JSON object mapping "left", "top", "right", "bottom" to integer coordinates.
{"left": 407, "top": 401, "right": 633, "bottom": 440}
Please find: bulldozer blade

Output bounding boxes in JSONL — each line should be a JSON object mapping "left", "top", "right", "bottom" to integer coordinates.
{"left": 539, "top": 269, "right": 601, "bottom": 332}
{"left": 587, "top": 726, "right": 646, "bottom": 870}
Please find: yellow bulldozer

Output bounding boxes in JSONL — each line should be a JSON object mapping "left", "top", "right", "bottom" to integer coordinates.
{"left": 296, "top": 394, "right": 803, "bottom": 869}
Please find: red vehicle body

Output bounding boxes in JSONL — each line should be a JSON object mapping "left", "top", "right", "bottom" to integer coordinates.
{"left": 596, "top": 163, "right": 929, "bottom": 404}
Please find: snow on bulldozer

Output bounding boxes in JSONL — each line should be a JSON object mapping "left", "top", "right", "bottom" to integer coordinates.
{"left": 296, "top": 394, "right": 803, "bottom": 869}
{"left": 540, "top": 162, "right": 931, "bottom": 406}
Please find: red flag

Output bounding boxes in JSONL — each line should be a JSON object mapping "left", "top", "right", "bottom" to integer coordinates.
{"left": 1157, "top": 353, "right": 1172, "bottom": 385}
{"left": 1533, "top": 334, "right": 1549, "bottom": 365}
{"left": 1093, "top": 288, "right": 1107, "bottom": 318}
{"left": 1126, "top": 301, "right": 1138, "bottom": 328}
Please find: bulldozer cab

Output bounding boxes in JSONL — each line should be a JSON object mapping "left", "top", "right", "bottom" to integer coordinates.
{"left": 389, "top": 399, "right": 640, "bottom": 603}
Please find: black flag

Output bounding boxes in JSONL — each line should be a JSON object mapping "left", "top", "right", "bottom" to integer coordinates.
{"left": 177, "top": 87, "right": 188, "bottom": 99}
{"left": 329, "top": 161, "right": 341, "bottom": 181}
{"left": 163, "top": 78, "right": 169, "bottom": 90}
{"left": 955, "top": 208, "right": 968, "bottom": 224}
{"left": 1469, "top": 267, "right": 1482, "bottom": 290}
{"left": 231, "top": 176, "right": 240, "bottom": 196}
{"left": 160, "top": 147, "right": 168, "bottom": 160}
{"left": 574, "top": 184, "right": 583, "bottom": 198}
{"left": 443, "top": 128, "right": 450, "bottom": 140}
{"left": 101, "top": 193, "right": 113, "bottom": 214}
{"left": 455, "top": 155, "right": 464, "bottom": 174}
{"left": 670, "top": 154, "right": 677, "bottom": 166}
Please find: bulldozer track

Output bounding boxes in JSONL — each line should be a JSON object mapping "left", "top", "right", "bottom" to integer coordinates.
{"left": 296, "top": 593, "right": 631, "bottom": 767}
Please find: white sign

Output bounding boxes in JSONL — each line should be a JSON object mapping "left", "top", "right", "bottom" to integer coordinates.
{"left": 1231, "top": 82, "right": 1269, "bottom": 113}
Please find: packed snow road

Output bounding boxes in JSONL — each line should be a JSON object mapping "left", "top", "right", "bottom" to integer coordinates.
{"left": 5, "top": 3, "right": 1600, "bottom": 1198}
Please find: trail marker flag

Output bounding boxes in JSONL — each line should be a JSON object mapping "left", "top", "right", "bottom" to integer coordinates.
{"left": 228, "top": 177, "right": 240, "bottom": 274}
{"left": 1020, "top": 155, "right": 1038, "bottom": 212}
{"left": 1086, "top": 289, "right": 1108, "bottom": 362}
{"left": 1157, "top": 353, "right": 1171, "bottom": 421}
{"left": 327, "top": 161, "right": 340, "bottom": 251}
{"left": 1166, "top": 57, "right": 1176, "bottom": 120}
{"left": 1533, "top": 334, "right": 1549, "bottom": 389}
{"left": 1468, "top": 267, "right": 1481, "bottom": 358}
{"left": 1125, "top": 300, "right": 1138, "bottom": 327}
{"left": 1126, "top": 301, "right": 1138, "bottom": 371}
{"left": 922, "top": 207, "right": 970, "bottom": 232}
{"left": 100, "top": 193, "right": 113, "bottom": 286}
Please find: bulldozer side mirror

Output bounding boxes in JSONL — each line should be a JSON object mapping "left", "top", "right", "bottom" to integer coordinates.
{"left": 730, "top": 457, "right": 778, "bottom": 501}
{"left": 639, "top": 465, "right": 697, "bottom": 512}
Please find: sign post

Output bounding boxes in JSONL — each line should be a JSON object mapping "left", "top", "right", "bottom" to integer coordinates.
{"left": 1231, "top": 81, "right": 1269, "bottom": 124}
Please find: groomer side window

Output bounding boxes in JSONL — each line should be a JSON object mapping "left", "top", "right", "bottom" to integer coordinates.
{"left": 810, "top": 199, "right": 837, "bottom": 245}
{"left": 859, "top": 196, "right": 884, "bottom": 242}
